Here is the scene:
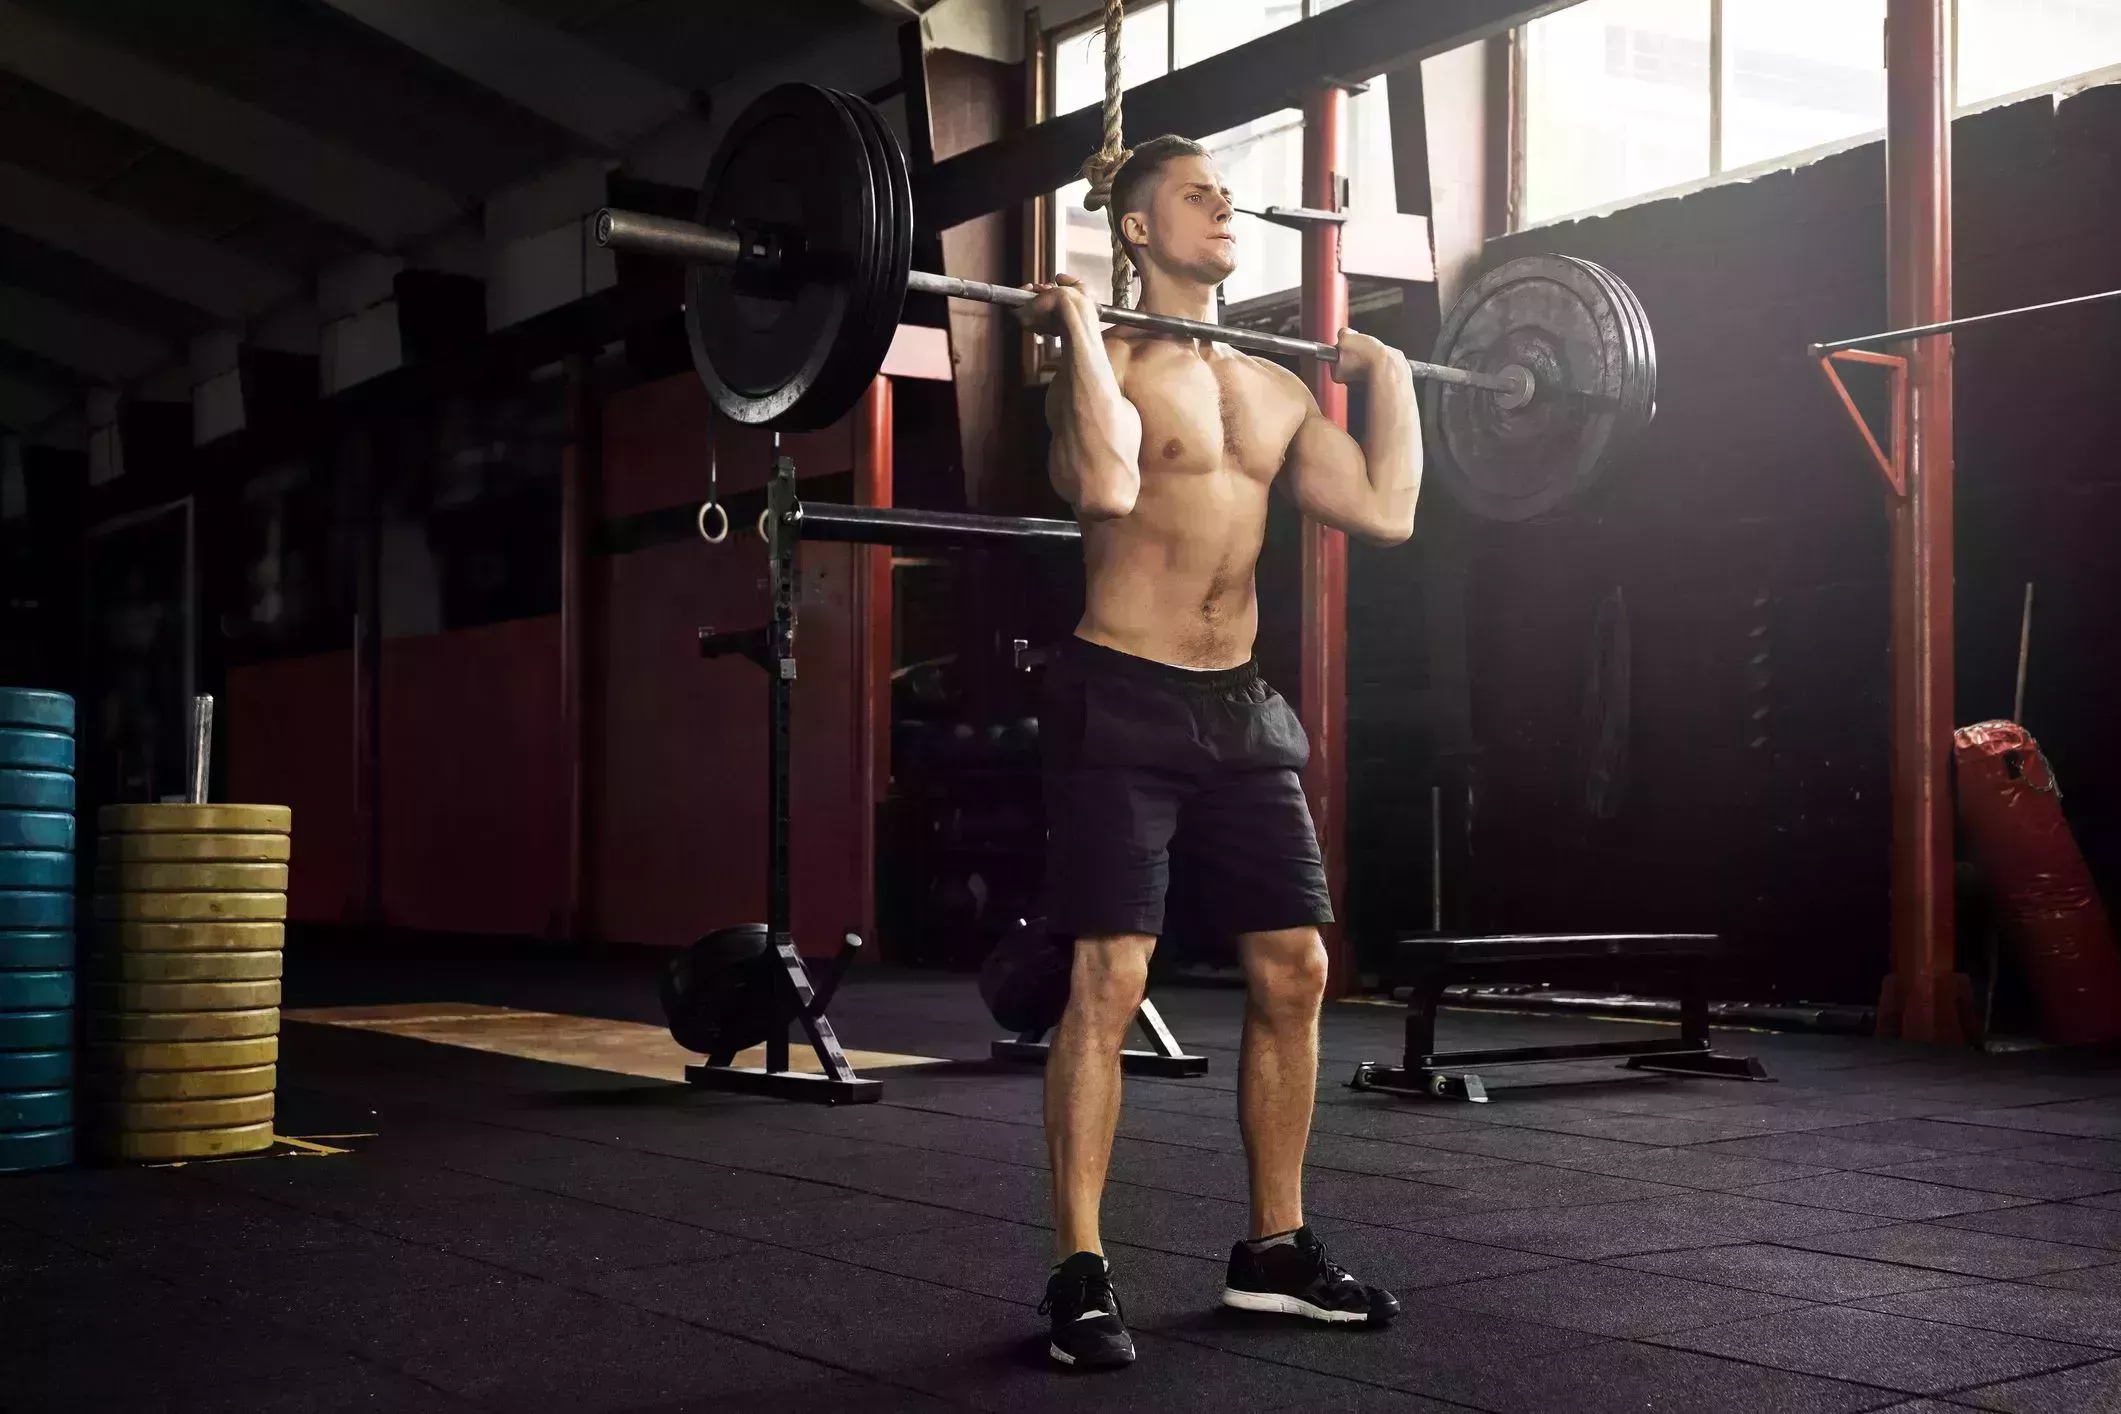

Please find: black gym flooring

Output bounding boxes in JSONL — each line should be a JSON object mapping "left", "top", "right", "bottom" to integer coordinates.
{"left": 8, "top": 943, "right": 2121, "bottom": 1413}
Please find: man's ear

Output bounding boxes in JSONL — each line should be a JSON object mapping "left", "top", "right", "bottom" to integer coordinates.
{"left": 1120, "top": 211, "right": 1148, "bottom": 247}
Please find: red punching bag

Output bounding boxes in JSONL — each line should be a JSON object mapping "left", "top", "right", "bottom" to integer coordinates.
{"left": 1954, "top": 721, "right": 2121, "bottom": 1045}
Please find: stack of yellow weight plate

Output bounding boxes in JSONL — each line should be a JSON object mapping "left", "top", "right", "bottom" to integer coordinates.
{"left": 86, "top": 804, "right": 290, "bottom": 1161}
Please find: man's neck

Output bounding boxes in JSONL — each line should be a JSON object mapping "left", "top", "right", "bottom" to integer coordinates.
{"left": 1136, "top": 273, "right": 1219, "bottom": 325}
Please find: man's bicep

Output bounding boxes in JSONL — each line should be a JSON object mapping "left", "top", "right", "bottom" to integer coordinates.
{"left": 1283, "top": 407, "right": 1369, "bottom": 518}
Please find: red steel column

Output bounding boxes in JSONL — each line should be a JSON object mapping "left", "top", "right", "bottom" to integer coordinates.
{"left": 853, "top": 375, "right": 893, "bottom": 952}
{"left": 1880, "top": 0, "right": 1965, "bottom": 1042}
{"left": 1300, "top": 85, "right": 1352, "bottom": 997}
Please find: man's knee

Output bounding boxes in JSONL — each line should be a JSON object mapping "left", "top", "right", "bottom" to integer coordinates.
{"left": 1244, "top": 927, "right": 1328, "bottom": 1019}
{"left": 1067, "top": 935, "right": 1153, "bottom": 1035}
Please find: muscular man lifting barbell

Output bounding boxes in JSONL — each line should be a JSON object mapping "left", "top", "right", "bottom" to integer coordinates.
{"left": 1011, "top": 135, "right": 1405, "bottom": 1371}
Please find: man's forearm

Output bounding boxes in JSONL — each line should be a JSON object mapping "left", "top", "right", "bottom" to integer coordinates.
{"left": 1057, "top": 303, "right": 1140, "bottom": 518}
{"left": 1359, "top": 371, "right": 1422, "bottom": 540}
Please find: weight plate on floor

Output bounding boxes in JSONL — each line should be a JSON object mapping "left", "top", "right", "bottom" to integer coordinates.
{"left": 87, "top": 979, "right": 281, "bottom": 1012}
{"left": 102, "top": 832, "right": 290, "bottom": 863}
{"left": 0, "top": 850, "right": 73, "bottom": 890}
{"left": 0, "top": 810, "right": 74, "bottom": 852}
{"left": 97, "top": 804, "right": 291, "bottom": 834}
{"left": 0, "top": 970, "right": 73, "bottom": 1011}
{"left": 0, "top": 1009, "right": 71, "bottom": 1050}
{"left": 0, "top": 1088, "right": 71, "bottom": 1132}
{"left": 0, "top": 891, "right": 71, "bottom": 929}
{"left": 95, "top": 892, "right": 287, "bottom": 923}
{"left": 0, "top": 1125, "right": 72, "bottom": 1172}
{"left": 98, "top": 920, "right": 285, "bottom": 953}
{"left": 686, "top": 83, "right": 875, "bottom": 431}
{"left": 1426, "top": 253, "right": 1645, "bottom": 522}
{"left": 100, "top": 1119, "right": 271, "bottom": 1162}
{"left": 96, "top": 1092, "right": 273, "bottom": 1132}
{"left": 0, "top": 1048, "right": 70, "bottom": 1091}
{"left": 85, "top": 1007, "right": 278, "bottom": 1044}
{"left": 0, "top": 689, "right": 75, "bottom": 734}
{"left": 84, "top": 1063, "right": 274, "bottom": 1102}
{"left": 0, "top": 931, "right": 73, "bottom": 971}
{"left": 86, "top": 1035, "right": 278, "bottom": 1071}
{"left": 86, "top": 948, "right": 281, "bottom": 983}
{"left": 0, "top": 729, "right": 73, "bottom": 773}
{"left": 95, "top": 861, "right": 289, "bottom": 893}
{"left": 0, "top": 770, "right": 73, "bottom": 812}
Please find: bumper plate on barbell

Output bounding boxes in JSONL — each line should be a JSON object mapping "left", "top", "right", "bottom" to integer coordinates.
{"left": 1427, "top": 254, "right": 1653, "bottom": 522}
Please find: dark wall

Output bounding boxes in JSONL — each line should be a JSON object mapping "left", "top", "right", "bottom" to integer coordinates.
{"left": 1347, "top": 82, "right": 2121, "bottom": 1003}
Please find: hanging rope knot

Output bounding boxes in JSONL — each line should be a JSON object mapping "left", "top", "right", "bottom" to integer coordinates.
{"left": 1078, "top": 144, "right": 1132, "bottom": 213}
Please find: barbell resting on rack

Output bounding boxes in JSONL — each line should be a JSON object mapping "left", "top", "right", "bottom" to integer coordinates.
{"left": 602, "top": 82, "right": 1659, "bottom": 523}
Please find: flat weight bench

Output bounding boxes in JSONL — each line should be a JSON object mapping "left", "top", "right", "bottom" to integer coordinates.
{"left": 1349, "top": 933, "right": 1771, "bottom": 1103}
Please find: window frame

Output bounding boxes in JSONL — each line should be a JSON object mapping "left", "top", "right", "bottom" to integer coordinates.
{"left": 1512, "top": 0, "right": 2121, "bottom": 232}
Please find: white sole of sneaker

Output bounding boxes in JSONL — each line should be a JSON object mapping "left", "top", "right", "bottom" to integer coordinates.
{"left": 1049, "top": 1344, "right": 1075, "bottom": 1366}
{"left": 1219, "top": 1288, "right": 1370, "bottom": 1322}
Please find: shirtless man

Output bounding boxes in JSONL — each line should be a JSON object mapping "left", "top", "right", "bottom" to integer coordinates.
{"left": 1011, "top": 135, "right": 1422, "bottom": 1370}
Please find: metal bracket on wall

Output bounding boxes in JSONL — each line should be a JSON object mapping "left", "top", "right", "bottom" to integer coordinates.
{"left": 1814, "top": 348, "right": 1908, "bottom": 496}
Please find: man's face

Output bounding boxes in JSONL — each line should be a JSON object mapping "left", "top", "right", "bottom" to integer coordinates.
{"left": 1123, "top": 154, "right": 1236, "bottom": 285}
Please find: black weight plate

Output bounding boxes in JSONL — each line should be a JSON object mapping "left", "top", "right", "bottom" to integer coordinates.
{"left": 0, "top": 772, "right": 72, "bottom": 812}
{"left": 0, "top": 730, "right": 73, "bottom": 773}
{"left": 0, "top": 690, "right": 74, "bottom": 735}
{"left": 0, "top": 810, "right": 73, "bottom": 852}
{"left": 1568, "top": 256, "right": 1655, "bottom": 435}
{"left": 1426, "top": 254, "right": 1634, "bottom": 522}
{"left": 833, "top": 89, "right": 913, "bottom": 408}
{"left": 687, "top": 84, "right": 874, "bottom": 430}
{"left": 809, "top": 88, "right": 893, "bottom": 424}
{"left": 660, "top": 923, "right": 774, "bottom": 1056}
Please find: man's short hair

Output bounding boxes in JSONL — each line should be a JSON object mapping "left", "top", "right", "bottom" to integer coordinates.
{"left": 1107, "top": 134, "right": 1212, "bottom": 272}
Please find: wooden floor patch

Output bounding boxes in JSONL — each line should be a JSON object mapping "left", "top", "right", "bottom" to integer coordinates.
{"left": 285, "top": 1002, "right": 941, "bottom": 1082}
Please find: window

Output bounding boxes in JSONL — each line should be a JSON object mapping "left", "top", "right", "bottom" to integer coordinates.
{"left": 1043, "top": 0, "right": 1394, "bottom": 310}
{"left": 1520, "top": 0, "right": 2121, "bottom": 229}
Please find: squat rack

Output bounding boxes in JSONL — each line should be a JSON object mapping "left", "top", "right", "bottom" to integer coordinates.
{"left": 689, "top": 400, "right": 1203, "bottom": 1104}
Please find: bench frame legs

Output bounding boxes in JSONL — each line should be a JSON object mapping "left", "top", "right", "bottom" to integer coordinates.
{"left": 1350, "top": 961, "right": 1770, "bottom": 1103}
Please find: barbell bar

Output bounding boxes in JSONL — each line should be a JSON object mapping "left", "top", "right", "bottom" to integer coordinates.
{"left": 595, "top": 208, "right": 1528, "bottom": 400}
{"left": 603, "top": 82, "right": 1656, "bottom": 523}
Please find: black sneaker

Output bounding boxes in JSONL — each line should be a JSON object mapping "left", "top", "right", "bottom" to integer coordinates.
{"left": 1041, "top": 1252, "right": 1137, "bottom": 1370}
{"left": 1221, "top": 1226, "right": 1400, "bottom": 1326}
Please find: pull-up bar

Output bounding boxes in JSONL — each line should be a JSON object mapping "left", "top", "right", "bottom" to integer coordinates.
{"left": 1807, "top": 285, "right": 2121, "bottom": 356}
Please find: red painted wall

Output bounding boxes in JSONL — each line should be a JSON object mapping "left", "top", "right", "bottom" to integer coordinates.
{"left": 378, "top": 615, "right": 568, "bottom": 936}
{"left": 594, "top": 374, "right": 866, "bottom": 953}
{"left": 224, "top": 650, "right": 356, "bottom": 925}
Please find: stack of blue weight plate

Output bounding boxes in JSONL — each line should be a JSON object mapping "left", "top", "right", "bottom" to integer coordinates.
{"left": 0, "top": 688, "right": 76, "bottom": 1173}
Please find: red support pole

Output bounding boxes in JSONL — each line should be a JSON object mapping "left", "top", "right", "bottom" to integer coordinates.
{"left": 1300, "top": 85, "right": 1352, "bottom": 998}
{"left": 1879, "top": 0, "right": 1967, "bottom": 1042}
{"left": 556, "top": 351, "right": 596, "bottom": 942}
{"left": 853, "top": 375, "right": 894, "bottom": 953}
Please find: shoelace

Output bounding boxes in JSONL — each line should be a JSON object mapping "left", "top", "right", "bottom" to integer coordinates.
{"left": 1303, "top": 1241, "right": 1364, "bottom": 1297}
{"left": 1041, "top": 1270, "right": 1124, "bottom": 1322}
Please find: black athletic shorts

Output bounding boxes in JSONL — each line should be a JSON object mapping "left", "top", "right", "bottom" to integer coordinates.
{"left": 1039, "top": 636, "right": 1335, "bottom": 941}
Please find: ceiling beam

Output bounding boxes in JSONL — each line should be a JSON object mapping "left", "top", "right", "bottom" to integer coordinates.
{"left": 0, "top": 227, "right": 218, "bottom": 339}
{"left": 314, "top": 0, "right": 693, "bottom": 153}
{"left": 0, "top": 162, "right": 295, "bottom": 322}
{"left": 0, "top": 0, "right": 458, "bottom": 249}
{"left": 0, "top": 369, "right": 69, "bottom": 433}
{"left": 0, "top": 282, "right": 172, "bottom": 385}
{"left": 917, "top": 0, "right": 1583, "bottom": 233}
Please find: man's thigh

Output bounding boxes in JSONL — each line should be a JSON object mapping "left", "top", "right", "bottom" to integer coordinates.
{"left": 1043, "top": 764, "right": 1187, "bottom": 940}
{"left": 1173, "top": 767, "right": 1335, "bottom": 939}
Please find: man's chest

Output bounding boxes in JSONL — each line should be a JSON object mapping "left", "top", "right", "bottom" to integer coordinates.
{"left": 1123, "top": 355, "right": 1299, "bottom": 484}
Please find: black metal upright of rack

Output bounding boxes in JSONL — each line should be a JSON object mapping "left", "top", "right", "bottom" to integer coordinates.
{"left": 686, "top": 446, "right": 1206, "bottom": 1103}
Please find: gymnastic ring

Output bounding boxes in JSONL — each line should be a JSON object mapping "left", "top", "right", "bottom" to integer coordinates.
{"left": 697, "top": 500, "right": 729, "bottom": 545}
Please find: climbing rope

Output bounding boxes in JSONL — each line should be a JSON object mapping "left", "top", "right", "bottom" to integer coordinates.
{"left": 1076, "top": 0, "right": 1133, "bottom": 308}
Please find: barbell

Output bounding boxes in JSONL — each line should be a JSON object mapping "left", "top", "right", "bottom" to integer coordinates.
{"left": 598, "top": 82, "right": 1659, "bottom": 522}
